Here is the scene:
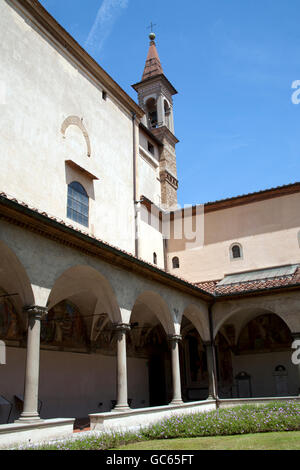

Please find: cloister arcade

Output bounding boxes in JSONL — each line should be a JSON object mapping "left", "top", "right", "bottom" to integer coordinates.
{"left": 0, "top": 221, "right": 300, "bottom": 427}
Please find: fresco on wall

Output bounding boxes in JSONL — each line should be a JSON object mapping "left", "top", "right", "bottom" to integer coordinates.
{"left": 41, "top": 300, "right": 88, "bottom": 349}
{"left": 0, "top": 296, "right": 21, "bottom": 341}
{"left": 237, "top": 314, "right": 291, "bottom": 353}
{"left": 91, "top": 314, "right": 116, "bottom": 351}
{"left": 128, "top": 324, "right": 168, "bottom": 356}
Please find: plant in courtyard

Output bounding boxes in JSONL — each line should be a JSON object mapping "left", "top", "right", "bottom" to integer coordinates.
{"left": 18, "top": 401, "right": 300, "bottom": 451}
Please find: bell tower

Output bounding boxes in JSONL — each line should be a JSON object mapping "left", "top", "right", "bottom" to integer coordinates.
{"left": 132, "top": 32, "right": 179, "bottom": 209}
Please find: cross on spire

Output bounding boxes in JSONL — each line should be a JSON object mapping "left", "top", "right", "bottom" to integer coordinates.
{"left": 147, "top": 22, "right": 157, "bottom": 34}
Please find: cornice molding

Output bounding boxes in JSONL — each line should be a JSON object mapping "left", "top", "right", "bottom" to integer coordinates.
{"left": 151, "top": 126, "right": 180, "bottom": 145}
{"left": 170, "top": 183, "right": 300, "bottom": 216}
{"left": 205, "top": 183, "right": 300, "bottom": 213}
{"left": 132, "top": 74, "right": 178, "bottom": 96}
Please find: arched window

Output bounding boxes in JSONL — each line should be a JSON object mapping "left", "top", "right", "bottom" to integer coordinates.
{"left": 172, "top": 257, "right": 180, "bottom": 269}
{"left": 67, "top": 181, "right": 89, "bottom": 227}
{"left": 230, "top": 243, "right": 242, "bottom": 260}
{"left": 153, "top": 252, "right": 157, "bottom": 265}
{"left": 146, "top": 98, "right": 158, "bottom": 129}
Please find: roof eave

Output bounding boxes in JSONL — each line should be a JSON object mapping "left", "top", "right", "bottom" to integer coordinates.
{"left": 132, "top": 74, "right": 178, "bottom": 95}
{"left": 214, "top": 282, "right": 300, "bottom": 301}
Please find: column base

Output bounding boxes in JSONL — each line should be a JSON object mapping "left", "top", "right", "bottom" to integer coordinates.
{"left": 112, "top": 405, "right": 131, "bottom": 413}
{"left": 206, "top": 395, "right": 216, "bottom": 401}
{"left": 169, "top": 399, "right": 183, "bottom": 405}
{"left": 15, "top": 412, "right": 42, "bottom": 424}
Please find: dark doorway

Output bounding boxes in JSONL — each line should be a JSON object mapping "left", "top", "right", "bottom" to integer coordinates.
{"left": 148, "top": 354, "right": 167, "bottom": 406}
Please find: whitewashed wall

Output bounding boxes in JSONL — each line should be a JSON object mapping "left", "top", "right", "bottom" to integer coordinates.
{"left": 231, "top": 351, "right": 299, "bottom": 398}
{"left": 0, "top": 1, "right": 136, "bottom": 253}
{"left": 0, "top": 347, "right": 149, "bottom": 422}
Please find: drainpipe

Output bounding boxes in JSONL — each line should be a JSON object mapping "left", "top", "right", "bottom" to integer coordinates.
{"left": 163, "top": 237, "right": 168, "bottom": 272}
{"left": 208, "top": 300, "right": 220, "bottom": 407}
{"left": 132, "top": 112, "right": 139, "bottom": 258}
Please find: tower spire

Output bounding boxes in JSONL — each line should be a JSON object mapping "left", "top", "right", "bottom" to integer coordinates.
{"left": 142, "top": 32, "right": 163, "bottom": 81}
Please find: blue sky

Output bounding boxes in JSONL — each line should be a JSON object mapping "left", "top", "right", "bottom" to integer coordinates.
{"left": 40, "top": 0, "right": 300, "bottom": 207}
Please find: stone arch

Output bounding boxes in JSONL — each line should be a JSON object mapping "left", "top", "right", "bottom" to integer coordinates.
{"left": 214, "top": 301, "right": 299, "bottom": 398}
{"left": 61, "top": 115, "right": 91, "bottom": 157}
{"left": 214, "top": 306, "right": 293, "bottom": 340}
{"left": 145, "top": 98, "right": 158, "bottom": 129}
{"left": 129, "top": 290, "right": 175, "bottom": 336}
{"left": 0, "top": 240, "right": 34, "bottom": 311}
{"left": 47, "top": 265, "right": 122, "bottom": 341}
{"left": 181, "top": 304, "right": 210, "bottom": 342}
{"left": 236, "top": 313, "right": 292, "bottom": 354}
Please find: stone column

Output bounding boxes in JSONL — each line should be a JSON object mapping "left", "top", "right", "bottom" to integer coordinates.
{"left": 113, "top": 323, "right": 131, "bottom": 412}
{"left": 292, "top": 333, "right": 300, "bottom": 395}
{"left": 204, "top": 341, "right": 217, "bottom": 400}
{"left": 157, "top": 94, "right": 165, "bottom": 127}
{"left": 169, "top": 335, "right": 183, "bottom": 405}
{"left": 17, "top": 306, "right": 47, "bottom": 422}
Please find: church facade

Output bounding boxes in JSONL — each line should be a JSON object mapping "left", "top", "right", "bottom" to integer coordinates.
{"left": 0, "top": 0, "right": 300, "bottom": 436}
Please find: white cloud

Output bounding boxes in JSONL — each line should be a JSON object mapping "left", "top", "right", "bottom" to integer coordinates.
{"left": 85, "top": 0, "right": 129, "bottom": 52}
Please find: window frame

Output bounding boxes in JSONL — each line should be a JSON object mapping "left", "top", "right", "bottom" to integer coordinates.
{"left": 67, "top": 181, "right": 89, "bottom": 228}
{"left": 230, "top": 243, "right": 243, "bottom": 261}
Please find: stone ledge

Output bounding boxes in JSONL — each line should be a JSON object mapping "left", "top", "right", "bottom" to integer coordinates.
{"left": 218, "top": 396, "right": 300, "bottom": 408}
{"left": 0, "top": 418, "right": 75, "bottom": 449}
{"left": 90, "top": 400, "right": 216, "bottom": 431}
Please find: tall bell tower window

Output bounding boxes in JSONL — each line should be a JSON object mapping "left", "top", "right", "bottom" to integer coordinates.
{"left": 67, "top": 181, "right": 89, "bottom": 227}
{"left": 146, "top": 98, "right": 158, "bottom": 129}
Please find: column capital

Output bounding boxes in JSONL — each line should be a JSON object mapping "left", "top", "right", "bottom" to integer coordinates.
{"left": 113, "top": 323, "right": 131, "bottom": 333}
{"left": 203, "top": 341, "right": 213, "bottom": 347}
{"left": 292, "top": 332, "right": 300, "bottom": 340}
{"left": 23, "top": 305, "right": 48, "bottom": 320}
{"left": 168, "top": 334, "right": 182, "bottom": 343}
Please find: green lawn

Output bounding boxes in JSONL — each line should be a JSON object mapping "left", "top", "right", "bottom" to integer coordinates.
{"left": 115, "top": 431, "right": 300, "bottom": 451}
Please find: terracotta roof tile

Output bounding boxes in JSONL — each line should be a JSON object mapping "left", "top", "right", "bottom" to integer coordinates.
{"left": 195, "top": 267, "right": 300, "bottom": 296}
